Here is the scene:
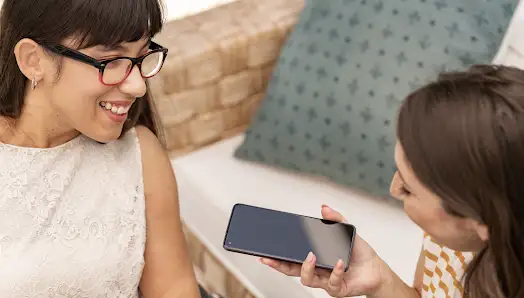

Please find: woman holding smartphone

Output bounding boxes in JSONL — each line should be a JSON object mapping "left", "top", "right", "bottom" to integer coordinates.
{"left": 262, "top": 65, "right": 524, "bottom": 298}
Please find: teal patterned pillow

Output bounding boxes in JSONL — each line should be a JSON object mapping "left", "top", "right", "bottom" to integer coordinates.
{"left": 234, "top": 0, "right": 516, "bottom": 200}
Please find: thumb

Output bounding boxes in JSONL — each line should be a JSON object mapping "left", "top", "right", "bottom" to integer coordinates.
{"left": 321, "top": 205, "right": 348, "bottom": 223}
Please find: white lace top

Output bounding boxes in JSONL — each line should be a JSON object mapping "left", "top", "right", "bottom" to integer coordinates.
{"left": 0, "top": 128, "right": 146, "bottom": 298}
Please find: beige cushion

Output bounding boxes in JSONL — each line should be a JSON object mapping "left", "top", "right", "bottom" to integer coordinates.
{"left": 173, "top": 136, "right": 423, "bottom": 298}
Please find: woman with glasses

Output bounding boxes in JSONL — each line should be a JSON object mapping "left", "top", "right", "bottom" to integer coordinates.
{"left": 0, "top": 0, "right": 201, "bottom": 297}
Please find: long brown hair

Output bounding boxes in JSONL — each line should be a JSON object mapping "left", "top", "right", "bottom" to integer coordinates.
{"left": 0, "top": 0, "right": 165, "bottom": 142}
{"left": 397, "top": 64, "right": 524, "bottom": 297}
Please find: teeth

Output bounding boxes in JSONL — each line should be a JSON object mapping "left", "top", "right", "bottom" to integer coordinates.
{"left": 99, "top": 101, "right": 130, "bottom": 115}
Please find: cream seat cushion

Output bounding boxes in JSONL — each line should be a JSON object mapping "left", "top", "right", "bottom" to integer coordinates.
{"left": 173, "top": 136, "right": 422, "bottom": 298}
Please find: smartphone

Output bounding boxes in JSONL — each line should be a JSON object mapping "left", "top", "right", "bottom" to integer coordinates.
{"left": 223, "top": 203, "right": 356, "bottom": 271}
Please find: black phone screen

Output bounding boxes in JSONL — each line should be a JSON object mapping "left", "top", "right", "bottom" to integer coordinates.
{"left": 223, "top": 204, "right": 356, "bottom": 271}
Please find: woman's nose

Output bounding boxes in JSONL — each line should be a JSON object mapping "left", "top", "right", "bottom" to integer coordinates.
{"left": 389, "top": 172, "right": 403, "bottom": 201}
{"left": 119, "top": 66, "right": 147, "bottom": 98}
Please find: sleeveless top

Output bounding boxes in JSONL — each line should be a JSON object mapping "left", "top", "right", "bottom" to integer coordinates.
{"left": 0, "top": 128, "right": 146, "bottom": 298}
{"left": 422, "top": 233, "right": 475, "bottom": 298}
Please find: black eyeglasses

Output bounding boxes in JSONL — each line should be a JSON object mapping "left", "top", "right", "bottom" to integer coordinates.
{"left": 41, "top": 41, "right": 168, "bottom": 86}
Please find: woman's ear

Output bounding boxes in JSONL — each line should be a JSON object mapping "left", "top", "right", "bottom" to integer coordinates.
{"left": 475, "top": 222, "right": 489, "bottom": 242}
{"left": 13, "top": 38, "right": 45, "bottom": 83}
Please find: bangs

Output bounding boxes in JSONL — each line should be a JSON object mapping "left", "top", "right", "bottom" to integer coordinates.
{"left": 69, "top": 0, "right": 164, "bottom": 48}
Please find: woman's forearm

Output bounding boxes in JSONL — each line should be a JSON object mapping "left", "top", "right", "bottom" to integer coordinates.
{"left": 367, "top": 258, "right": 421, "bottom": 298}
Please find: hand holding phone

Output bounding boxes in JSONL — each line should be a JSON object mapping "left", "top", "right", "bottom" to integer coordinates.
{"left": 259, "top": 205, "right": 385, "bottom": 298}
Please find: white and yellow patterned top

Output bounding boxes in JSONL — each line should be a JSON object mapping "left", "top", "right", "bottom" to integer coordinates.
{"left": 422, "top": 233, "right": 475, "bottom": 298}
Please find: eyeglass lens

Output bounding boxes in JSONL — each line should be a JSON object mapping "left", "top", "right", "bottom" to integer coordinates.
{"left": 102, "top": 51, "right": 164, "bottom": 85}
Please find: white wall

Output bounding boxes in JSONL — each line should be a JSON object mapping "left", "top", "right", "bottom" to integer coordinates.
{"left": 164, "top": 0, "right": 236, "bottom": 21}
{"left": 0, "top": 0, "right": 234, "bottom": 22}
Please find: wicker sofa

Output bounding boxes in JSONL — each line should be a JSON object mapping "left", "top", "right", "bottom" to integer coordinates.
{"left": 150, "top": 1, "right": 306, "bottom": 297}
{"left": 151, "top": 0, "right": 304, "bottom": 157}
{"left": 149, "top": 0, "right": 524, "bottom": 297}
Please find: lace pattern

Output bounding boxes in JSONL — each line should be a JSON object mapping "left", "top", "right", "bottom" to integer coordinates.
{"left": 0, "top": 129, "right": 145, "bottom": 298}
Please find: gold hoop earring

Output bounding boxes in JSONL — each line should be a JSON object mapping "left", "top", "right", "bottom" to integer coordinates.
{"left": 31, "top": 76, "right": 38, "bottom": 90}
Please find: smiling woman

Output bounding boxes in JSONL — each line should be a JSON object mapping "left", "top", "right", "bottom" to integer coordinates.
{"left": 0, "top": 0, "right": 165, "bottom": 144}
{"left": 0, "top": 0, "right": 201, "bottom": 298}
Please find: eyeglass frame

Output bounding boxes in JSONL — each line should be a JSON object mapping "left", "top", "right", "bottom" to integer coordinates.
{"left": 39, "top": 41, "right": 169, "bottom": 86}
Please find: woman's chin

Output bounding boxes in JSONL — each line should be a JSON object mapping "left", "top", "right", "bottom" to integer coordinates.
{"left": 83, "top": 126, "right": 123, "bottom": 144}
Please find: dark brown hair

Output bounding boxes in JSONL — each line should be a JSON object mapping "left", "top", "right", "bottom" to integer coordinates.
{"left": 398, "top": 64, "right": 524, "bottom": 298}
{"left": 0, "top": 0, "right": 165, "bottom": 142}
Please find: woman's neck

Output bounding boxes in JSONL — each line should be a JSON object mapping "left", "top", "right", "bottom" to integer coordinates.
{"left": 0, "top": 116, "right": 79, "bottom": 148}
{"left": 0, "top": 95, "right": 79, "bottom": 148}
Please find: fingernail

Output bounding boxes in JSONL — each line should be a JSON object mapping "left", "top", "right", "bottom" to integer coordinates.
{"left": 337, "top": 259, "right": 344, "bottom": 269}
{"left": 306, "top": 252, "right": 314, "bottom": 263}
{"left": 322, "top": 204, "right": 330, "bottom": 210}
{"left": 260, "top": 258, "right": 267, "bottom": 265}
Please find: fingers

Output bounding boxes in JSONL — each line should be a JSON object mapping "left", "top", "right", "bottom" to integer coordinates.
{"left": 262, "top": 253, "right": 345, "bottom": 295}
{"left": 326, "top": 259, "right": 345, "bottom": 296}
{"left": 300, "top": 252, "right": 324, "bottom": 288}
{"left": 300, "top": 252, "right": 316, "bottom": 285}
{"left": 260, "top": 258, "right": 301, "bottom": 277}
{"left": 321, "top": 205, "right": 348, "bottom": 223}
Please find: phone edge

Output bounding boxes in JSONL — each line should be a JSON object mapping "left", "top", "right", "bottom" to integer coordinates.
{"left": 345, "top": 225, "right": 356, "bottom": 272}
{"left": 222, "top": 203, "right": 244, "bottom": 249}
